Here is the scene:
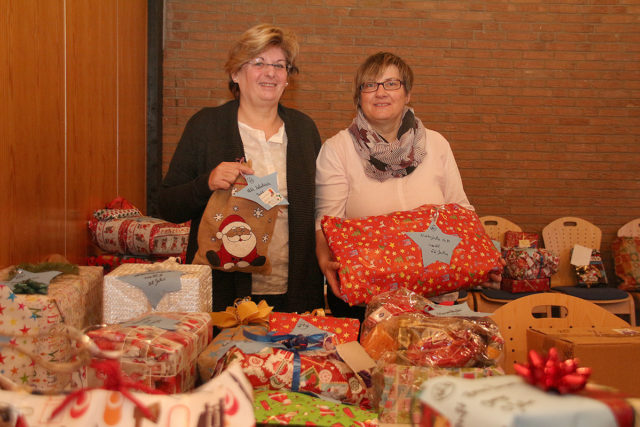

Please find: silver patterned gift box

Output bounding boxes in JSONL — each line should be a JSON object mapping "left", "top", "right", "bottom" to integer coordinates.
{"left": 103, "top": 258, "right": 212, "bottom": 324}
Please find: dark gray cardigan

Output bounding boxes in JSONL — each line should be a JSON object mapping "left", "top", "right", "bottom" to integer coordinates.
{"left": 158, "top": 100, "right": 324, "bottom": 313}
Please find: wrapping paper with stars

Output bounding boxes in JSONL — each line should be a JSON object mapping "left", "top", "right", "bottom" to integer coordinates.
{"left": 321, "top": 203, "right": 502, "bottom": 306}
{"left": 268, "top": 312, "right": 360, "bottom": 344}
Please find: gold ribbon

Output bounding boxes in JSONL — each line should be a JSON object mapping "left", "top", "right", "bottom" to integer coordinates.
{"left": 210, "top": 298, "right": 273, "bottom": 328}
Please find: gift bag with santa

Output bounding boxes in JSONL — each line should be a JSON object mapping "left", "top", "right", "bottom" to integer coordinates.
{"left": 193, "top": 165, "right": 287, "bottom": 275}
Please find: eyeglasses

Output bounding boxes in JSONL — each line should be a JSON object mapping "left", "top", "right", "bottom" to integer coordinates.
{"left": 360, "top": 79, "right": 404, "bottom": 93}
{"left": 246, "top": 58, "right": 292, "bottom": 73}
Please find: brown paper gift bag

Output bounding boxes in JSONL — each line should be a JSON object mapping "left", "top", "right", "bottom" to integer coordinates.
{"left": 193, "top": 170, "right": 281, "bottom": 275}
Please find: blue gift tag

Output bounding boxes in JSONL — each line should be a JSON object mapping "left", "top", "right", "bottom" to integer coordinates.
{"left": 234, "top": 173, "right": 288, "bottom": 210}
{"left": 118, "top": 270, "right": 183, "bottom": 308}
{"left": 0, "top": 270, "right": 63, "bottom": 291}
{"left": 406, "top": 222, "right": 462, "bottom": 266}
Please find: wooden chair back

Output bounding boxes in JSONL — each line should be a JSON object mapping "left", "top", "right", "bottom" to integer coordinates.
{"left": 618, "top": 218, "right": 640, "bottom": 237}
{"left": 480, "top": 216, "right": 522, "bottom": 247}
{"left": 491, "top": 293, "right": 630, "bottom": 373}
{"left": 541, "top": 217, "right": 601, "bottom": 287}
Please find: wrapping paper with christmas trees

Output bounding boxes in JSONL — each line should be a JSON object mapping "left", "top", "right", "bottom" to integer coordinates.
{"left": 321, "top": 203, "right": 502, "bottom": 305}
{"left": 0, "top": 266, "right": 103, "bottom": 392}
{"left": 254, "top": 390, "right": 378, "bottom": 426}
{"left": 87, "top": 312, "right": 212, "bottom": 393}
{"left": 269, "top": 312, "right": 360, "bottom": 344}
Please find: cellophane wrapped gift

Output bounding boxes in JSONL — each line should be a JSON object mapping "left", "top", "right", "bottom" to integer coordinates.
{"left": 269, "top": 311, "right": 360, "bottom": 344}
{"left": 612, "top": 236, "right": 640, "bottom": 291}
{"left": 0, "top": 363, "right": 256, "bottom": 427}
{"left": 198, "top": 324, "right": 268, "bottom": 382}
{"left": 213, "top": 330, "right": 372, "bottom": 406}
{"left": 375, "top": 364, "right": 503, "bottom": 424}
{"left": 87, "top": 312, "right": 212, "bottom": 393}
{"left": 88, "top": 198, "right": 190, "bottom": 257}
{"left": 254, "top": 390, "right": 379, "bottom": 426}
{"left": 321, "top": 203, "right": 502, "bottom": 305}
{"left": 503, "top": 231, "right": 539, "bottom": 248}
{"left": 103, "top": 259, "right": 212, "bottom": 324}
{"left": 500, "top": 247, "right": 558, "bottom": 292}
{"left": 573, "top": 249, "right": 608, "bottom": 287}
{"left": 0, "top": 266, "right": 103, "bottom": 392}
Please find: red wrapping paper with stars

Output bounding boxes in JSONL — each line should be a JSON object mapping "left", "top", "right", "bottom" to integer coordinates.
{"left": 321, "top": 203, "right": 502, "bottom": 306}
{"left": 268, "top": 312, "right": 360, "bottom": 344}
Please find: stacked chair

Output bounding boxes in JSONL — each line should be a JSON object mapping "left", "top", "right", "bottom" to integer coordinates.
{"left": 542, "top": 217, "right": 635, "bottom": 326}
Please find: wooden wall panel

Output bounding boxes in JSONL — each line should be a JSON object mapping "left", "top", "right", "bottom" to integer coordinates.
{"left": 0, "top": 1, "right": 66, "bottom": 264}
{"left": 117, "top": 0, "right": 147, "bottom": 211}
{"left": 66, "top": 0, "right": 119, "bottom": 263}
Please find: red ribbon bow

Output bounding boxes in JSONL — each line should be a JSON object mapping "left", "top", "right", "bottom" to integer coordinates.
{"left": 514, "top": 347, "right": 591, "bottom": 394}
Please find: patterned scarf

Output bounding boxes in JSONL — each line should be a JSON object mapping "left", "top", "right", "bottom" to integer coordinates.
{"left": 348, "top": 106, "right": 427, "bottom": 182}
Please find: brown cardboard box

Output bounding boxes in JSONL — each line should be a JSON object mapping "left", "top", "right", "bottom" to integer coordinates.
{"left": 527, "top": 327, "right": 640, "bottom": 396}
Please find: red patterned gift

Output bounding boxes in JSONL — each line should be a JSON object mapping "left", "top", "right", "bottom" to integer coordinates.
{"left": 215, "top": 344, "right": 369, "bottom": 406}
{"left": 501, "top": 277, "right": 551, "bottom": 293}
{"left": 612, "top": 237, "right": 640, "bottom": 291}
{"left": 500, "top": 247, "right": 558, "bottom": 293}
{"left": 269, "top": 312, "right": 360, "bottom": 344}
{"left": 504, "top": 231, "right": 539, "bottom": 248}
{"left": 321, "top": 203, "right": 502, "bottom": 306}
{"left": 87, "top": 312, "right": 212, "bottom": 393}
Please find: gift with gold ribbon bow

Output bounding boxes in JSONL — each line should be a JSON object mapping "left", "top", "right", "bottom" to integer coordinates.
{"left": 210, "top": 298, "right": 273, "bottom": 328}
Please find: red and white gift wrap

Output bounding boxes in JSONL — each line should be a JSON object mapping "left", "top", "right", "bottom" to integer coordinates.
{"left": 321, "top": 203, "right": 502, "bottom": 305}
{"left": 103, "top": 261, "right": 212, "bottom": 324}
{"left": 214, "top": 344, "right": 370, "bottom": 406}
{"left": 0, "top": 266, "right": 103, "bottom": 392}
{"left": 503, "top": 231, "right": 539, "bottom": 248}
{"left": 269, "top": 312, "right": 360, "bottom": 344}
{"left": 87, "top": 312, "right": 213, "bottom": 393}
{"left": 500, "top": 247, "right": 558, "bottom": 293}
{"left": 500, "top": 277, "right": 551, "bottom": 293}
{"left": 0, "top": 363, "right": 255, "bottom": 427}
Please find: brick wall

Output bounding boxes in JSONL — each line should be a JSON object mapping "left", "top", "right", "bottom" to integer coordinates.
{"left": 163, "top": 0, "right": 640, "bottom": 281}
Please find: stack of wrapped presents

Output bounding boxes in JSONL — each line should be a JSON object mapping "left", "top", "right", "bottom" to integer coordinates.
{"left": 0, "top": 203, "right": 638, "bottom": 426}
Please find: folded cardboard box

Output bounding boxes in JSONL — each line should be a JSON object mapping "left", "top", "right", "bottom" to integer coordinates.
{"left": 527, "top": 327, "right": 640, "bottom": 396}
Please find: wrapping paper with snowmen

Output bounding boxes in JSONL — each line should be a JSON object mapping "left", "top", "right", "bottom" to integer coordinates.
{"left": 321, "top": 203, "right": 502, "bottom": 305}
{"left": 193, "top": 169, "right": 288, "bottom": 275}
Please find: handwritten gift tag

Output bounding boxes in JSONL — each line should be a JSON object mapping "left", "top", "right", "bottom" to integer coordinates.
{"left": 419, "top": 376, "right": 617, "bottom": 427}
{"left": 235, "top": 173, "right": 288, "bottom": 210}
{"left": 406, "top": 223, "right": 462, "bottom": 267}
{"left": 290, "top": 319, "right": 331, "bottom": 337}
{"left": 0, "top": 270, "right": 63, "bottom": 290}
{"left": 118, "top": 270, "right": 183, "bottom": 308}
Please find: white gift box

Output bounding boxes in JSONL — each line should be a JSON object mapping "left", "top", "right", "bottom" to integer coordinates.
{"left": 103, "top": 259, "right": 212, "bottom": 324}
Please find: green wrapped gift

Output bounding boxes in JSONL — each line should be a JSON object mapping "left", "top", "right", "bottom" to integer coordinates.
{"left": 254, "top": 390, "right": 378, "bottom": 426}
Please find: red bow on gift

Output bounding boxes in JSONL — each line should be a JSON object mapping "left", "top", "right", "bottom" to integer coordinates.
{"left": 514, "top": 347, "right": 591, "bottom": 394}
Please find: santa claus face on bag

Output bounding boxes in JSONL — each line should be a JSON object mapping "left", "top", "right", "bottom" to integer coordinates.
{"left": 221, "top": 224, "right": 256, "bottom": 258}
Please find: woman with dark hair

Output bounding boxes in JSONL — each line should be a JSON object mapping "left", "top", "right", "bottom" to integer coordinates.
{"left": 159, "top": 24, "right": 323, "bottom": 312}
{"left": 315, "top": 52, "right": 476, "bottom": 319}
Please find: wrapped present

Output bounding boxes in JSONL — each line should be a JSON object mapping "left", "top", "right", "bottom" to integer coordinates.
{"left": 87, "top": 312, "right": 212, "bottom": 393}
{"left": 503, "top": 231, "right": 539, "bottom": 248}
{"left": 612, "top": 237, "right": 640, "bottom": 291}
{"left": 502, "top": 247, "right": 559, "bottom": 280}
{"left": 374, "top": 363, "right": 503, "bottom": 425}
{"left": 213, "top": 331, "right": 371, "bottom": 406}
{"left": 501, "top": 277, "right": 550, "bottom": 293}
{"left": 269, "top": 311, "right": 360, "bottom": 344}
{"left": 103, "top": 258, "right": 212, "bottom": 324}
{"left": 0, "top": 363, "right": 255, "bottom": 427}
{"left": 418, "top": 375, "right": 635, "bottom": 427}
{"left": 571, "top": 248, "right": 608, "bottom": 287}
{"left": 198, "top": 324, "right": 268, "bottom": 382}
{"left": 88, "top": 198, "right": 189, "bottom": 256}
{"left": 86, "top": 252, "right": 186, "bottom": 274}
{"left": 0, "top": 266, "right": 103, "bottom": 392}
{"left": 254, "top": 390, "right": 379, "bottom": 426}
{"left": 321, "top": 203, "right": 502, "bottom": 305}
